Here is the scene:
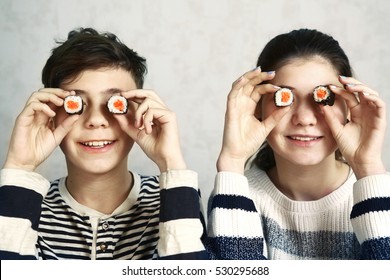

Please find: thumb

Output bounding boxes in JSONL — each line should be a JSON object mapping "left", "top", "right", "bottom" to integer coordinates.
{"left": 262, "top": 106, "right": 290, "bottom": 135}
{"left": 114, "top": 114, "right": 143, "bottom": 142}
{"left": 321, "top": 105, "right": 344, "bottom": 138}
{"left": 52, "top": 115, "right": 80, "bottom": 145}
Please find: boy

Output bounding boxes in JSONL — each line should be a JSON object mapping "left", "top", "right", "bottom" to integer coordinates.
{"left": 0, "top": 27, "right": 206, "bottom": 259}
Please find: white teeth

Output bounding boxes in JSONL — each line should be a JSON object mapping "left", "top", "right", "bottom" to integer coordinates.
{"left": 82, "top": 141, "right": 112, "bottom": 147}
{"left": 290, "top": 136, "right": 318, "bottom": 141}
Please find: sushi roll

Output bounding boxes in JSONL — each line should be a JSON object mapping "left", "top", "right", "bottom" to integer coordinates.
{"left": 313, "top": 85, "right": 335, "bottom": 106}
{"left": 274, "top": 88, "right": 294, "bottom": 107}
{"left": 107, "top": 95, "right": 128, "bottom": 114}
{"left": 64, "top": 95, "right": 83, "bottom": 114}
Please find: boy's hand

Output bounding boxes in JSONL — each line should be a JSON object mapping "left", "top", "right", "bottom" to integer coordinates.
{"left": 3, "top": 89, "right": 79, "bottom": 171}
{"left": 114, "top": 90, "right": 186, "bottom": 172}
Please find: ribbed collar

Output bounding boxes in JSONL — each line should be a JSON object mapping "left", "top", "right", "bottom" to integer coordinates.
{"left": 246, "top": 167, "right": 356, "bottom": 213}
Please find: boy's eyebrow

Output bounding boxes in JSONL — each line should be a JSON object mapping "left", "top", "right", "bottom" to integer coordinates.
{"left": 277, "top": 85, "right": 295, "bottom": 90}
{"left": 72, "top": 88, "right": 123, "bottom": 95}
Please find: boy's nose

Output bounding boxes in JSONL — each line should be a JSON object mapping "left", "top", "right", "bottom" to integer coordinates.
{"left": 84, "top": 105, "right": 110, "bottom": 128}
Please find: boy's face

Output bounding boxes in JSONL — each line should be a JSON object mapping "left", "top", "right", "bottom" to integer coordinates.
{"left": 55, "top": 67, "right": 137, "bottom": 175}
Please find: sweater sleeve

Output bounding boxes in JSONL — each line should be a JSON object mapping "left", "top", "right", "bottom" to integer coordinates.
{"left": 351, "top": 173, "right": 390, "bottom": 259}
{"left": 206, "top": 172, "right": 267, "bottom": 260}
{"left": 157, "top": 169, "right": 208, "bottom": 259}
{"left": 0, "top": 169, "right": 50, "bottom": 259}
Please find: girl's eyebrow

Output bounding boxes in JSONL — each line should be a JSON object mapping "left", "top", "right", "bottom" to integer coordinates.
{"left": 277, "top": 85, "right": 332, "bottom": 92}
{"left": 72, "top": 88, "right": 123, "bottom": 95}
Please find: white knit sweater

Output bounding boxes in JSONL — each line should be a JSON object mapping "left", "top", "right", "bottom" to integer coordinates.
{"left": 207, "top": 167, "right": 390, "bottom": 259}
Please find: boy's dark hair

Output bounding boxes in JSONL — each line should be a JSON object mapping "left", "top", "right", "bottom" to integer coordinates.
{"left": 42, "top": 27, "right": 147, "bottom": 88}
{"left": 252, "top": 28, "right": 352, "bottom": 171}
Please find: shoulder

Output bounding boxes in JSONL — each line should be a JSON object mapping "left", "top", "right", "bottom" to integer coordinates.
{"left": 129, "top": 170, "right": 159, "bottom": 186}
{"left": 48, "top": 178, "right": 61, "bottom": 190}
{"left": 43, "top": 177, "right": 68, "bottom": 208}
{"left": 245, "top": 167, "right": 273, "bottom": 192}
{"left": 139, "top": 174, "right": 160, "bottom": 186}
{"left": 134, "top": 173, "right": 160, "bottom": 196}
{"left": 245, "top": 166, "right": 268, "bottom": 181}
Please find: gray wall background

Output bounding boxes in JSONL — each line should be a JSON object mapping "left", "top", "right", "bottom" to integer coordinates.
{"left": 1, "top": 0, "right": 389, "bottom": 209}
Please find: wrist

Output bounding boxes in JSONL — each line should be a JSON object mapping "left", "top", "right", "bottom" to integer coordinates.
{"left": 157, "top": 157, "right": 187, "bottom": 173}
{"left": 216, "top": 154, "right": 246, "bottom": 175}
{"left": 3, "top": 160, "right": 37, "bottom": 172}
{"left": 350, "top": 162, "right": 386, "bottom": 179}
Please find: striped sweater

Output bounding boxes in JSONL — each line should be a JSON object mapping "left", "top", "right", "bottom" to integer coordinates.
{"left": 0, "top": 168, "right": 207, "bottom": 260}
{"left": 207, "top": 167, "right": 390, "bottom": 259}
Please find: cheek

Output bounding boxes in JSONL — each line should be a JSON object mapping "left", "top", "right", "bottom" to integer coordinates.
{"left": 58, "top": 133, "right": 72, "bottom": 155}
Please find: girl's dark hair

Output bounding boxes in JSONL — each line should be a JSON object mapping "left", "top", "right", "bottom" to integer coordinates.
{"left": 252, "top": 28, "right": 352, "bottom": 170}
{"left": 42, "top": 27, "right": 147, "bottom": 88}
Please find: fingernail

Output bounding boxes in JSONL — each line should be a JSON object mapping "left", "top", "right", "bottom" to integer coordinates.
{"left": 339, "top": 75, "right": 347, "bottom": 80}
{"left": 272, "top": 85, "right": 281, "bottom": 89}
{"left": 329, "top": 85, "right": 337, "bottom": 89}
{"left": 346, "top": 84, "right": 355, "bottom": 87}
{"left": 253, "top": 66, "right": 261, "bottom": 71}
{"left": 362, "top": 91, "right": 370, "bottom": 96}
{"left": 267, "top": 71, "right": 275, "bottom": 75}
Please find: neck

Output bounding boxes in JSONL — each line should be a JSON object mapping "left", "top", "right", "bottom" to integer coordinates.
{"left": 268, "top": 155, "right": 350, "bottom": 201}
{"left": 65, "top": 163, "right": 133, "bottom": 214}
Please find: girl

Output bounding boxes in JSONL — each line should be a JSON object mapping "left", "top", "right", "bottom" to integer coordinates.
{"left": 207, "top": 28, "right": 390, "bottom": 259}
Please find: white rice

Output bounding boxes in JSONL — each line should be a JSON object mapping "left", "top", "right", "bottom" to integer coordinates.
{"left": 64, "top": 95, "right": 83, "bottom": 114}
{"left": 274, "top": 88, "right": 294, "bottom": 107}
{"left": 107, "top": 95, "right": 128, "bottom": 114}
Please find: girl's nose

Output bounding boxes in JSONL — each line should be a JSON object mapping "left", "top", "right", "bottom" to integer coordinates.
{"left": 291, "top": 98, "right": 319, "bottom": 127}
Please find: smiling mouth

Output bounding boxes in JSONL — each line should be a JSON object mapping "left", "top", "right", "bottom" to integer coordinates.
{"left": 81, "top": 140, "right": 114, "bottom": 148}
{"left": 288, "top": 136, "right": 322, "bottom": 142}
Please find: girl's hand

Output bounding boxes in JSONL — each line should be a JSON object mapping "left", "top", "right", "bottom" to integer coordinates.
{"left": 323, "top": 76, "right": 386, "bottom": 179}
{"left": 3, "top": 89, "right": 79, "bottom": 171}
{"left": 217, "top": 68, "right": 290, "bottom": 174}
{"left": 114, "top": 90, "right": 186, "bottom": 173}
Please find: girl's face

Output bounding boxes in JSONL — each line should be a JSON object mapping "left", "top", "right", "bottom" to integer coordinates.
{"left": 261, "top": 58, "right": 348, "bottom": 167}
{"left": 55, "top": 67, "right": 136, "bottom": 175}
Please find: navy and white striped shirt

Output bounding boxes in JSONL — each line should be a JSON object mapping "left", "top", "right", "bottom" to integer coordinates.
{"left": 0, "top": 169, "right": 207, "bottom": 260}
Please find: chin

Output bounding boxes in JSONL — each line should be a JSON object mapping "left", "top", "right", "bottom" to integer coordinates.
{"left": 291, "top": 159, "right": 324, "bottom": 167}
{"left": 80, "top": 165, "right": 116, "bottom": 175}
{"left": 289, "top": 152, "right": 337, "bottom": 167}
{"left": 67, "top": 157, "right": 126, "bottom": 176}
{"left": 275, "top": 149, "right": 331, "bottom": 166}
